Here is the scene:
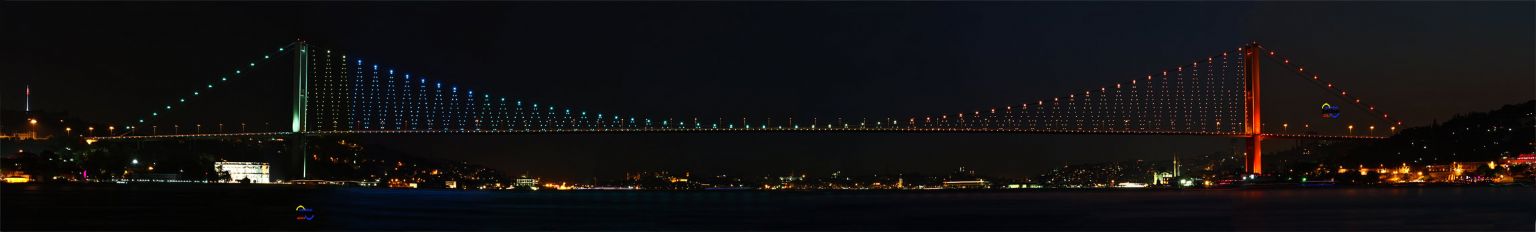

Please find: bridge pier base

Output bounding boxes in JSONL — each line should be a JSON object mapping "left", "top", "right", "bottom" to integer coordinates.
{"left": 1246, "top": 135, "right": 1263, "bottom": 175}
{"left": 288, "top": 134, "right": 308, "bottom": 181}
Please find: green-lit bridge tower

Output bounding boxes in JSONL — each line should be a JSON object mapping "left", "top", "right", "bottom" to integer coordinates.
{"left": 290, "top": 40, "right": 310, "bottom": 180}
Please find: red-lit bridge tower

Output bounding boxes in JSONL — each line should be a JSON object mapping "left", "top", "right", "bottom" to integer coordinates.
{"left": 1243, "top": 42, "right": 1264, "bottom": 175}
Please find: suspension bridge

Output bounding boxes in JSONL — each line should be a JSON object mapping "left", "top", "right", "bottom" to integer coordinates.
{"left": 84, "top": 40, "right": 1403, "bottom": 177}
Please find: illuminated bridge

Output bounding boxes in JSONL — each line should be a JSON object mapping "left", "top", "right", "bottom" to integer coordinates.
{"left": 86, "top": 40, "right": 1403, "bottom": 176}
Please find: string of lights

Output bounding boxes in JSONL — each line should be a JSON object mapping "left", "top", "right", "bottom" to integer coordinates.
{"left": 124, "top": 42, "right": 298, "bottom": 135}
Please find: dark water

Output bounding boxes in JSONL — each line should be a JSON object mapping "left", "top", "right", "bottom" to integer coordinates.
{"left": 4, "top": 183, "right": 1532, "bottom": 231}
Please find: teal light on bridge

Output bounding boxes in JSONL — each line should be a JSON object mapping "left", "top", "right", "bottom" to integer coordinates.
{"left": 179, "top": 99, "right": 185, "bottom": 103}
{"left": 193, "top": 91, "right": 199, "bottom": 96}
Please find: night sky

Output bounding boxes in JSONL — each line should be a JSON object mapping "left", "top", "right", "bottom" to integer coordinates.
{"left": 3, "top": 2, "right": 1532, "bottom": 180}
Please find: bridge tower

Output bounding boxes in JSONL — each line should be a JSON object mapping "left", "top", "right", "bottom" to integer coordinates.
{"left": 1243, "top": 42, "right": 1263, "bottom": 175}
{"left": 290, "top": 40, "right": 310, "bottom": 179}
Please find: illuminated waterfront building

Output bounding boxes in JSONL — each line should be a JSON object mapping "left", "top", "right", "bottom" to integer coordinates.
{"left": 214, "top": 162, "right": 271, "bottom": 183}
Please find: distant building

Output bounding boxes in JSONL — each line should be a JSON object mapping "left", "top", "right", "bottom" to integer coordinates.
{"left": 942, "top": 180, "right": 990, "bottom": 189}
{"left": 514, "top": 176, "right": 538, "bottom": 189}
{"left": 214, "top": 162, "right": 270, "bottom": 183}
{"left": 1508, "top": 153, "right": 1536, "bottom": 165}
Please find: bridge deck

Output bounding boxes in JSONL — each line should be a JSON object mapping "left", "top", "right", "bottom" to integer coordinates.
{"left": 85, "top": 129, "right": 1388, "bottom": 141}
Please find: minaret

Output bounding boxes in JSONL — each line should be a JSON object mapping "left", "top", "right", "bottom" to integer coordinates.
{"left": 25, "top": 85, "right": 31, "bottom": 112}
{"left": 1172, "top": 153, "right": 1180, "bottom": 177}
